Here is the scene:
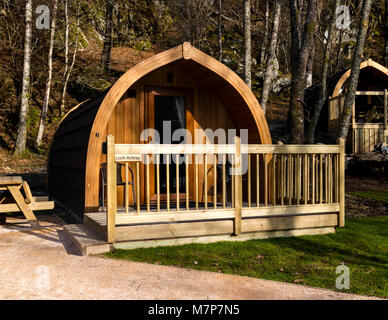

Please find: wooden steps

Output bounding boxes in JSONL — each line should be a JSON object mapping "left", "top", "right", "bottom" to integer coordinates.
{"left": 84, "top": 212, "right": 107, "bottom": 238}
{"left": 63, "top": 223, "right": 111, "bottom": 256}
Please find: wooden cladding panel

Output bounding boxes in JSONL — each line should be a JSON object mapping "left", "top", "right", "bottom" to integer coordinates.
{"left": 114, "top": 213, "right": 338, "bottom": 242}
{"left": 48, "top": 180, "right": 85, "bottom": 214}
{"left": 55, "top": 95, "right": 105, "bottom": 141}
{"left": 50, "top": 127, "right": 92, "bottom": 151}
{"left": 54, "top": 112, "right": 95, "bottom": 138}
{"left": 49, "top": 150, "right": 87, "bottom": 169}
{"left": 102, "top": 95, "right": 138, "bottom": 206}
{"left": 116, "top": 220, "right": 234, "bottom": 242}
{"left": 48, "top": 167, "right": 85, "bottom": 192}
{"left": 241, "top": 213, "right": 338, "bottom": 233}
{"left": 48, "top": 94, "right": 104, "bottom": 216}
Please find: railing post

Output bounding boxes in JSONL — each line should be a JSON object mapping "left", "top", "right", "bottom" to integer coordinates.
{"left": 337, "top": 138, "right": 345, "bottom": 227}
{"left": 233, "top": 136, "right": 242, "bottom": 235}
{"left": 106, "top": 135, "right": 117, "bottom": 243}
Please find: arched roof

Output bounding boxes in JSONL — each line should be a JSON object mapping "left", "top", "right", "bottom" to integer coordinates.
{"left": 88, "top": 42, "right": 271, "bottom": 148}
{"left": 55, "top": 42, "right": 272, "bottom": 212}
{"left": 332, "top": 59, "right": 388, "bottom": 97}
{"left": 58, "top": 101, "right": 88, "bottom": 126}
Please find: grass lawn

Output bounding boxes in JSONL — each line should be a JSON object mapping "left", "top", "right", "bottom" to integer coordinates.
{"left": 349, "top": 190, "right": 388, "bottom": 204}
{"left": 106, "top": 216, "right": 388, "bottom": 298}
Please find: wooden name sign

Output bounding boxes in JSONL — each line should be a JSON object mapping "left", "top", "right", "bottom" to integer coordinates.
{"left": 115, "top": 154, "right": 142, "bottom": 162}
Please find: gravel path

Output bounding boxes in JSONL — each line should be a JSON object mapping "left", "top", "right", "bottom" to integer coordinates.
{"left": 0, "top": 215, "right": 379, "bottom": 300}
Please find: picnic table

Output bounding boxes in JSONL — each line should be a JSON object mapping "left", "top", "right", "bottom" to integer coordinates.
{"left": 0, "top": 176, "right": 54, "bottom": 227}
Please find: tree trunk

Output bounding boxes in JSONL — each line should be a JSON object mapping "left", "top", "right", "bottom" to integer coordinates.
{"left": 287, "top": 0, "right": 317, "bottom": 144}
{"left": 337, "top": 0, "right": 373, "bottom": 140}
{"left": 306, "top": 0, "right": 340, "bottom": 144}
{"left": 36, "top": 0, "right": 58, "bottom": 147}
{"left": 260, "top": 0, "right": 281, "bottom": 114}
{"left": 60, "top": 0, "right": 81, "bottom": 117}
{"left": 297, "top": 0, "right": 306, "bottom": 33}
{"left": 63, "top": 0, "right": 69, "bottom": 85}
{"left": 259, "top": 0, "right": 269, "bottom": 66}
{"left": 101, "top": 0, "right": 114, "bottom": 71}
{"left": 14, "top": 0, "right": 33, "bottom": 155}
{"left": 385, "top": 0, "right": 388, "bottom": 66}
{"left": 60, "top": 0, "right": 69, "bottom": 117}
{"left": 305, "top": 0, "right": 321, "bottom": 88}
{"left": 218, "top": 0, "right": 223, "bottom": 61}
{"left": 243, "top": 0, "right": 251, "bottom": 88}
{"left": 305, "top": 44, "right": 314, "bottom": 88}
{"left": 335, "top": 28, "right": 344, "bottom": 73}
{"left": 289, "top": 0, "right": 301, "bottom": 76}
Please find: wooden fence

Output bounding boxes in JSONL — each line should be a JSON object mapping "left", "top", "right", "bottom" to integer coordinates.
{"left": 105, "top": 135, "right": 345, "bottom": 244}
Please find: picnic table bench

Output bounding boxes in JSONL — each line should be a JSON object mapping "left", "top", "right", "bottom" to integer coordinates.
{"left": 0, "top": 176, "right": 54, "bottom": 227}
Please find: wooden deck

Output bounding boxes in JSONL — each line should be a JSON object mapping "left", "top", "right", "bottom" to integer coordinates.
{"left": 98, "top": 137, "right": 345, "bottom": 244}
{"left": 62, "top": 207, "right": 337, "bottom": 254}
{"left": 60, "top": 137, "right": 345, "bottom": 251}
{"left": 84, "top": 202, "right": 339, "bottom": 245}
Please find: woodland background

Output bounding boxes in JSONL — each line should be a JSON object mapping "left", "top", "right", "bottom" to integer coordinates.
{"left": 0, "top": 0, "right": 386, "bottom": 155}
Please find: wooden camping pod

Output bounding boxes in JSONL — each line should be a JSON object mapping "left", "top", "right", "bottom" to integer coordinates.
{"left": 328, "top": 59, "right": 388, "bottom": 153}
{"left": 305, "top": 59, "right": 388, "bottom": 153}
{"left": 331, "top": 59, "right": 388, "bottom": 98}
{"left": 48, "top": 42, "right": 272, "bottom": 216}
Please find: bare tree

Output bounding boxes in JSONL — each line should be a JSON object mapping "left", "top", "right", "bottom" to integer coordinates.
{"left": 305, "top": 44, "right": 314, "bottom": 88}
{"left": 60, "top": 0, "right": 81, "bottom": 117}
{"left": 243, "top": 0, "right": 251, "bottom": 88}
{"left": 63, "top": 0, "right": 70, "bottom": 87}
{"left": 36, "top": 0, "right": 58, "bottom": 147}
{"left": 259, "top": 0, "right": 269, "bottom": 65}
{"left": 307, "top": 0, "right": 340, "bottom": 143}
{"left": 170, "top": 0, "right": 214, "bottom": 49}
{"left": 101, "top": 0, "right": 114, "bottom": 70}
{"left": 334, "top": 28, "right": 344, "bottom": 73}
{"left": 60, "top": 0, "right": 70, "bottom": 116}
{"left": 14, "top": 0, "right": 32, "bottom": 155}
{"left": 385, "top": 0, "right": 388, "bottom": 66}
{"left": 288, "top": 0, "right": 318, "bottom": 144}
{"left": 337, "top": 0, "right": 374, "bottom": 140}
{"left": 218, "top": 0, "right": 223, "bottom": 61}
{"left": 260, "top": 0, "right": 282, "bottom": 114}
{"left": 305, "top": 0, "right": 323, "bottom": 89}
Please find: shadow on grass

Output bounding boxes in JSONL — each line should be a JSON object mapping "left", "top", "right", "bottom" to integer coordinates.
{"left": 107, "top": 217, "right": 388, "bottom": 298}
{"left": 263, "top": 235, "right": 388, "bottom": 268}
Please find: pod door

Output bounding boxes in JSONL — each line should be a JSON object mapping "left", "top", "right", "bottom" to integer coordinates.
{"left": 145, "top": 86, "right": 194, "bottom": 206}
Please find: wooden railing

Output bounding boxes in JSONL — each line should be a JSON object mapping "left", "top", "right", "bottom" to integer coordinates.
{"left": 330, "top": 89, "right": 388, "bottom": 152}
{"left": 105, "top": 135, "right": 345, "bottom": 243}
{"left": 351, "top": 88, "right": 388, "bottom": 153}
{"left": 352, "top": 123, "right": 387, "bottom": 153}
